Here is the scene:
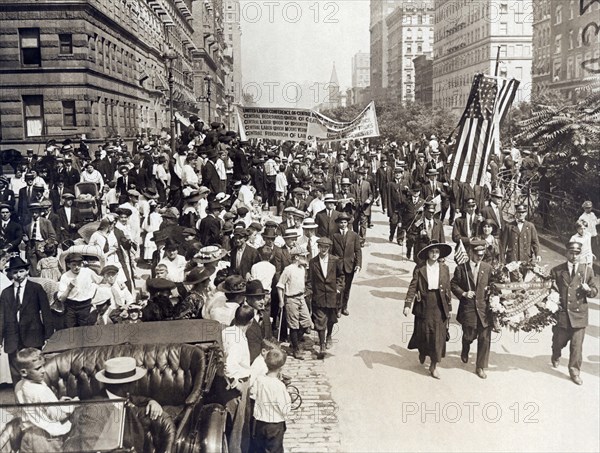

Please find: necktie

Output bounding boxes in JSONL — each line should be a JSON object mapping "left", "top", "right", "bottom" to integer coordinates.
{"left": 427, "top": 220, "right": 433, "bottom": 236}
{"left": 571, "top": 264, "right": 576, "bottom": 278}
{"left": 308, "top": 239, "right": 313, "bottom": 259}
{"left": 31, "top": 220, "right": 38, "bottom": 241}
{"left": 16, "top": 284, "right": 22, "bottom": 320}
{"left": 472, "top": 264, "right": 478, "bottom": 286}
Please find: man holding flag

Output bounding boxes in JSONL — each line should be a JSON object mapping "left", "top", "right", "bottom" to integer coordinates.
{"left": 451, "top": 239, "right": 494, "bottom": 379}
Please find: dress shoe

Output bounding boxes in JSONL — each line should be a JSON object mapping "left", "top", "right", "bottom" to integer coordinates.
{"left": 419, "top": 353, "right": 426, "bottom": 364}
{"left": 389, "top": 234, "right": 394, "bottom": 242}
{"left": 397, "top": 240, "right": 404, "bottom": 246}
{"left": 326, "top": 336, "right": 333, "bottom": 349}
{"left": 316, "top": 347, "right": 326, "bottom": 360}
{"left": 429, "top": 367, "right": 440, "bottom": 379}
{"left": 461, "top": 351, "right": 469, "bottom": 364}
{"left": 476, "top": 368, "right": 487, "bottom": 379}
{"left": 571, "top": 375, "right": 583, "bottom": 385}
{"left": 292, "top": 349, "right": 304, "bottom": 360}
{"left": 551, "top": 357, "right": 559, "bottom": 368}
{"left": 341, "top": 309, "right": 349, "bottom": 316}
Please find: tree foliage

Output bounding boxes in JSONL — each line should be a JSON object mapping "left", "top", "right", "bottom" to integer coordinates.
{"left": 322, "top": 101, "right": 459, "bottom": 144}
{"left": 515, "top": 80, "right": 600, "bottom": 204}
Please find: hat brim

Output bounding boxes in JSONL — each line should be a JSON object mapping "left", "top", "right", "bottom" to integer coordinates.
{"left": 216, "top": 282, "right": 246, "bottom": 294}
{"left": 194, "top": 250, "right": 229, "bottom": 264}
{"left": 184, "top": 274, "right": 211, "bottom": 285}
{"left": 245, "top": 290, "right": 269, "bottom": 297}
{"left": 417, "top": 243, "right": 452, "bottom": 261}
{"left": 95, "top": 367, "right": 147, "bottom": 384}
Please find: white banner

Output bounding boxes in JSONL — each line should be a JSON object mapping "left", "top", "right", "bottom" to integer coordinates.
{"left": 235, "top": 102, "right": 379, "bottom": 143}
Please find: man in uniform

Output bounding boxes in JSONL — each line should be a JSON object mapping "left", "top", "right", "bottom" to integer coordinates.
{"left": 411, "top": 201, "right": 445, "bottom": 265}
{"left": 550, "top": 241, "right": 598, "bottom": 385}
{"left": 499, "top": 204, "right": 540, "bottom": 265}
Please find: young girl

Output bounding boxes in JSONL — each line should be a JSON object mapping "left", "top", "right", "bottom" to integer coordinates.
{"left": 37, "top": 242, "right": 62, "bottom": 280}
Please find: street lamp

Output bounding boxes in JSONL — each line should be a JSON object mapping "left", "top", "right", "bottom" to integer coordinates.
{"left": 164, "top": 48, "right": 178, "bottom": 152}
{"left": 204, "top": 75, "right": 213, "bottom": 123}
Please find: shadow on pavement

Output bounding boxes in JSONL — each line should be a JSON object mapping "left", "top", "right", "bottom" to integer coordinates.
{"left": 487, "top": 351, "right": 600, "bottom": 379}
{"left": 354, "top": 344, "right": 428, "bottom": 376}
{"left": 353, "top": 275, "right": 406, "bottom": 289}
{"left": 371, "top": 252, "right": 406, "bottom": 262}
{"left": 365, "top": 262, "right": 410, "bottom": 277}
{"left": 370, "top": 290, "right": 403, "bottom": 300}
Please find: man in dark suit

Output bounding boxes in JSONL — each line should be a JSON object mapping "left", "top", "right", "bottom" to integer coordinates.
{"left": 244, "top": 280, "right": 273, "bottom": 363}
{"left": 332, "top": 214, "right": 361, "bottom": 317}
{"left": 199, "top": 201, "right": 223, "bottom": 246}
{"left": 116, "top": 165, "right": 135, "bottom": 204}
{"left": 0, "top": 177, "right": 15, "bottom": 210}
{"left": 397, "top": 183, "right": 425, "bottom": 259}
{"left": 229, "top": 228, "right": 260, "bottom": 278}
{"left": 24, "top": 203, "right": 57, "bottom": 277}
{"left": 412, "top": 201, "right": 445, "bottom": 265}
{"left": 17, "top": 173, "right": 36, "bottom": 224}
{"left": 51, "top": 193, "right": 82, "bottom": 243}
{"left": 451, "top": 198, "right": 482, "bottom": 248}
{"left": 0, "top": 256, "right": 53, "bottom": 382}
{"left": 499, "top": 204, "right": 540, "bottom": 265}
{"left": 387, "top": 168, "right": 409, "bottom": 243}
{"left": 550, "top": 241, "right": 598, "bottom": 385}
{"left": 62, "top": 159, "right": 80, "bottom": 192}
{"left": 480, "top": 187, "right": 505, "bottom": 237}
{"left": 284, "top": 188, "right": 308, "bottom": 211}
{"left": 102, "top": 147, "right": 119, "bottom": 183}
{"left": 421, "top": 168, "right": 448, "bottom": 220}
{"left": 315, "top": 194, "right": 340, "bottom": 239}
{"left": 451, "top": 240, "right": 494, "bottom": 379}
{"left": 201, "top": 150, "right": 221, "bottom": 195}
{"left": 351, "top": 168, "right": 373, "bottom": 245}
{"left": 0, "top": 204, "right": 23, "bottom": 253}
{"left": 49, "top": 180, "right": 67, "bottom": 212}
{"left": 307, "top": 237, "right": 344, "bottom": 359}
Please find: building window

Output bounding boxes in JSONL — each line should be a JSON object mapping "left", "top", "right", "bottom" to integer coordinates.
{"left": 59, "top": 34, "right": 73, "bottom": 54}
{"left": 418, "top": 44, "right": 422, "bottom": 53}
{"left": 62, "top": 100, "right": 76, "bottom": 127}
{"left": 19, "top": 28, "right": 41, "bottom": 66}
{"left": 555, "top": 34, "right": 561, "bottom": 54}
{"left": 566, "top": 57, "right": 574, "bottom": 79}
{"left": 22, "top": 95, "right": 44, "bottom": 137}
{"left": 499, "top": 22, "right": 507, "bottom": 34}
{"left": 569, "top": 0, "right": 574, "bottom": 19}
{"left": 555, "top": 5, "right": 562, "bottom": 24}
{"left": 569, "top": 30, "right": 574, "bottom": 49}
{"left": 575, "top": 54, "right": 582, "bottom": 78}
{"left": 407, "top": 44, "right": 412, "bottom": 54}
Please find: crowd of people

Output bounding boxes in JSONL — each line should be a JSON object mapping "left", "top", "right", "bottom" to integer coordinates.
{"left": 0, "top": 119, "right": 598, "bottom": 452}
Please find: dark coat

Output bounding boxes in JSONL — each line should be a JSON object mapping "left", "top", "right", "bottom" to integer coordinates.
{"left": 403, "top": 262, "right": 452, "bottom": 319}
{"left": 352, "top": 180, "right": 374, "bottom": 216}
{"left": 201, "top": 160, "right": 221, "bottom": 194}
{"left": 51, "top": 206, "right": 83, "bottom": 242}
{"left": 230, "top": 245, "right": 260, "bottom": 278}
{"left": 0, "top": 189, "right": 16, "bottom": 209}
{"left": 480, "top": 204, "right": 505, "bottom": 235}
{"left": 24, "top": 217, "right": 56, "bottom": 243}
{"left": 307, "top": 254, "right": 344, "bottom": 309}
{"left": 331, "top": 230, "right": 362, "bottom": 273}
{"left": 451, "top": 261, "right": 493, "bottom": 328}
{"left": 551, "top": 263, "right": 598, "bottom": 329}
{"left": 246, "top": 314, "right": 273, "bottom": 363}
{"left": 0, "top": 220, "right": 23, "bottom": 252}
{"left": 62, "top": 168, "right": 81, "bottom": 191}
{"left": 284, "top": 197, "right": 308, "bottom": 211}
{"left": 270, "top": 245, "right": 293, "bottom": 280}
{"left": 398, "top": 195, "right": 425, "bottom": 227}
{"left": 198, "top": 214, "right": 222, "bottom": 246}
{"left": 315, "top": 209, "right": 341, "bottom": 239}
{"left": 0, "top": 280, "right": 53, "bottom": 353}
{"left": 499, "top": 220, "right": 540, "bottom": 263}
{"left": 452, "top": 216, "right": 480, "bottom": 247}
{"left": 17, "top": 185, "right": 36, "bottom": 223}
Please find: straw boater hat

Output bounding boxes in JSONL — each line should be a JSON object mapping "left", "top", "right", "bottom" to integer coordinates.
{"left": 302, "top": 218, "right": 318, "bottom": 229}
{"left": 194, "top": 245, "right": 228, "bottom": 264}
{"left": 282, "top": 229, "right": 300, "bottom": 239}
{"left": 323, "top": 194, "right": 337, "bottom": 204}
{"left": 417, "top": 242, "right": 452, "bottom": 261}
{"left": 95, "top": 357, "right": 146, "bottom": 384}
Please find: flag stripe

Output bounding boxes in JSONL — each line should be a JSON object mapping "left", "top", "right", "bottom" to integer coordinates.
{"left": 449, "top": 74, "right": 519, "bottom": 186}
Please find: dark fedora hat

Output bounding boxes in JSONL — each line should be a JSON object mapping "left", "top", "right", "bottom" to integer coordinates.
{"left": 7, "top": 256, "right": 30, "bottom": 272}
{"left": 183, "top": 268, "right": 211, "bottom": 285}
{"left": 417, "top": 242, "right": 452, "bottom": 261}
{"left": 335, "top": 213, "right": 352, "bottom": 223}
{"left": 217, "top": 275, "right": 247, "bottom": 294}
{"left": 245, "top": 279, "right": 268, "bottom": 297}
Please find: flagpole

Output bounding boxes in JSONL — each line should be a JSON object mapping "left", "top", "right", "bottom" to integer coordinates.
{"left": 494, "top": 46, "right": 501, "bottom": 76}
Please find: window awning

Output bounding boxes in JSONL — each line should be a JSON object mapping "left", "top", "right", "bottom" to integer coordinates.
{"left": 174, "top": 112, "right": 191, "bottom": 127}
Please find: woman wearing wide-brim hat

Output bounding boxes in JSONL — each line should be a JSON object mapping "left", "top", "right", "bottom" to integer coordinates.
{"left": 478, "top": 219, "right": 500, "bottom": 265}
{"left": 402, "top": 242, "right": 453, "bottom": 379}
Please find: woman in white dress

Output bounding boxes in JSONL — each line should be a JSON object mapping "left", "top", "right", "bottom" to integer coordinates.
{"left": 89, "top": 216, "right": 129, "bottom": 288}
{"left": 142, "top": 200, "right": 163, "bottom": 261}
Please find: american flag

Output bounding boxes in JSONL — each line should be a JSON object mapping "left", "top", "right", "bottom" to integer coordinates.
{"left": 454, "top": 239, "right": 469, "bottom": 265}
{"left": 449, "top": 74, "right": 519, "bottom": 185}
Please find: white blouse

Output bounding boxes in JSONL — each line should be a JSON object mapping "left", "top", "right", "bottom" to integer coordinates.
{"left": 426, "top": 261, "right": 440, "bottom": 290}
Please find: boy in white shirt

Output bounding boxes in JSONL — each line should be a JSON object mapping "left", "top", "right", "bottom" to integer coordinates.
{"left": 251, "top": 347, "right": 291, "bottom": 453}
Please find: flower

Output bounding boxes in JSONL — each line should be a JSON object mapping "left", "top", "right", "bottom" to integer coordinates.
{"left": 545, "top": 299, "right": 560, "bottom": 313}
{"left": 547, "top": 291, "right": 560, "bottom": 305}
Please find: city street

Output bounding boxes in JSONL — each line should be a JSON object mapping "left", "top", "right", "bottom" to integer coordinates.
{"left": 304, "top": 207, "right": 599, "bottom": 453}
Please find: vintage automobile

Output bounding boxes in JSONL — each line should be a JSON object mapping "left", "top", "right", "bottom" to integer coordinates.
{"left": 0, "top": 319, "right": 228, "bottom": 453}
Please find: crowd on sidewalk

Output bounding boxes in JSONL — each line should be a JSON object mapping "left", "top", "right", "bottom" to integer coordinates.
{"left": 0, "top": 120, "right": 598, "bottom": 452}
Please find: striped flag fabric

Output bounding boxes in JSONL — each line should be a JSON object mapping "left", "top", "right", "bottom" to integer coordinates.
{"left": 449, "top": 74, "right": 519, "bottom": 185}
{"left": 454, "top": 239, "right": 469, "bottom": 265}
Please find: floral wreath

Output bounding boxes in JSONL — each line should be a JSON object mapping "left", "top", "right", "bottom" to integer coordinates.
{"left": 488, "top": 260, "right": 560, "bottom": 332}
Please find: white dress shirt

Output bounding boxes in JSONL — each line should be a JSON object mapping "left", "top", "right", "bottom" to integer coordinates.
{"left": 222, "top": 325, "right": 251, "bottom": 382}
{"left": 426, "top": 262, "right": 440, "bottom": 290}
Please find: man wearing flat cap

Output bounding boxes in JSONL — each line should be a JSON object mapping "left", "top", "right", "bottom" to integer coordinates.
{"left": 451, "top": 239, "right": 494, "bottom": 379}
{"left": 550, "top": 241, "right": 598, "bottom": 385}
{"left": 230, "top": 228, "right": 260, "bottom": 278}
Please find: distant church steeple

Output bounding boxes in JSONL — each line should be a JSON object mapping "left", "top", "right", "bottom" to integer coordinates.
{"left": 326, "top": 62, "right": 340, "bottom": 109}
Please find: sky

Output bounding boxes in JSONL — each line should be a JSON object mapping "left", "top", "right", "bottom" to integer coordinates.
{"left": 239, "top": 0, "right": 370, "bottom": 107}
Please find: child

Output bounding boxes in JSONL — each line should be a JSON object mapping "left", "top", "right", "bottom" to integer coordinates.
{"left": 13, "top": 348, "right": 77, "bottom": 451}
{"left": 249, "top": 338, "right": 281, "bottom": 397}
{"left": 276, "top": 247, "right": 313, "bottom": 360}
{"left": 57, "top": 252, "right": 103, "bottom": 328}
{"left": 37, "top": 242, "right": 62, "bottom": 280}
{"left": 570, "top": 220, "right": 594, "bottom": 265}
{"left": 99, "top": 264, "right": 134, "bottom": 308}
{"left": 251, "top": 348, "right": 291, "bottom": 453}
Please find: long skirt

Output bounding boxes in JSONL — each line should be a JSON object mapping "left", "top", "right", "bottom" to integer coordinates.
{"left": 407, "top": 290, "right": 447, "bottom": 363}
